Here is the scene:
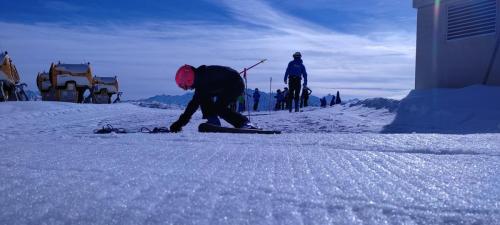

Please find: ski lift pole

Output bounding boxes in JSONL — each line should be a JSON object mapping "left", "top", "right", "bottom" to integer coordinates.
{"left": 269, "top": 77, "right": 272, "bottom": 114}
{"left": 243, "top": 68, "right": 251, "bottom": 122}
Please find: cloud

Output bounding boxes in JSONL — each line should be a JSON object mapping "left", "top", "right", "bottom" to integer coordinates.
{"left": 0, "top": 0, "right": 415, "bottom": 99}
{"left": 43, "top": 1, "right": 82, "bottom": 12}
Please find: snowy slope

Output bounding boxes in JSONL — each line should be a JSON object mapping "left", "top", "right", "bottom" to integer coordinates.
{"left": 1, "top": 101, "right": 499, "bottom": 225}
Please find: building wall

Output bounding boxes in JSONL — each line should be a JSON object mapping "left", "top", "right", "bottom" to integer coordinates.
{"left": 414, "top": 0, "right": 500, "bottom": 89}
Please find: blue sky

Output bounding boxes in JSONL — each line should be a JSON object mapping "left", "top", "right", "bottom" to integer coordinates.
{"left": 0, "top": 0, "right": 417, "bottom": 99}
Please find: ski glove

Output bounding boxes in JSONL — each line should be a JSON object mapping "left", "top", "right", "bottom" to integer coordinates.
{"left": 170, "top": 121, "right": 183, "bottom": 133}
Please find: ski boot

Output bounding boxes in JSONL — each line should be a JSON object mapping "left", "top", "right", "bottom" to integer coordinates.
{"left": 206, "top": 116, "right": 221, "bottom": 126}
{"left": 241, "top": 122, "right": 260, "bottom": 130}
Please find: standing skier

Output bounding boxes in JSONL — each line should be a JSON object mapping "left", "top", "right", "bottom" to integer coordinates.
{"left": 335, "top": 91, "right": 342, "bottom": 104}
{"left": 274, "top": 89, "right": 284, "bottom": 110}
{"left": 253, "top": 88, "right": 260, "bottom": 111}
{"left": 283, "top": 87, "right": 289, "bottom": 110}
{"left": 330, "top": 94, "right": 336, "bottom": 106}
{"left": 320, "top": 97, "right": 327, "bottom": 107}
{"left": 284, "top": 52, "right": 308, "bottom": 112}
{"left": 170, "top": 65, "right": 257, "bottom": 132}
{"left": 300, "top": 86, "right": 312, "bottom": 108}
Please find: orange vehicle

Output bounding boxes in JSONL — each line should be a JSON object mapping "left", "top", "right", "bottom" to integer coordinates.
{"left": 0, "top": 51, "right": 21, "bottom": 101}
{"left": 92, "top": 76, "right": 119, "bottom": 104}
{"left": 48, "top": 62, "right": 93, "bottom": 103}
{"left": 36, "top": 72, "right": 56, "bottom": 101}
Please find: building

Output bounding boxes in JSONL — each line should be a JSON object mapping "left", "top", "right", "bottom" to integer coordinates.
{"left": 413, "top": 0, "right": 499, "bottom": 89}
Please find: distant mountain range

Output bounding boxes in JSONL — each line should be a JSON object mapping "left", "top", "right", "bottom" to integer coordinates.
{"left": 137, "top": 89, "right": 336, "bottom": 111}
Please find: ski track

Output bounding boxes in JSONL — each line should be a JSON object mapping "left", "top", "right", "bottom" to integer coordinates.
{"left": 1, "top": 102, "right": 500, "bottom": 225}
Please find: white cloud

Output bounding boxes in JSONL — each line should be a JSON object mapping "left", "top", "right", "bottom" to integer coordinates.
{"left": 0, "top": 0, "right": 415, "bottom": 99}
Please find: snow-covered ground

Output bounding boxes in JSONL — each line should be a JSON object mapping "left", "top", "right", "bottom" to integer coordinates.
{"left": 1, "top": 99, "right": 500, "bottom": 224}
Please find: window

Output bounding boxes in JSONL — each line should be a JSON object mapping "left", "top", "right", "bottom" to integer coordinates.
{"left": 447, "top": 0, "right": 497, "bottom": 40}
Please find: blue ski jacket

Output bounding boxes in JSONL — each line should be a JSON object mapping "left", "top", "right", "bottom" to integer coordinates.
{"left": 275, "top": 92, "right": 284, "bottom": 102}
{"left": 284, "top": 59, "right": 308, "bottom": 85}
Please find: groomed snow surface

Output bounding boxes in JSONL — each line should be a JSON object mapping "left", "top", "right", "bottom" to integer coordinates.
{"left": 1, "top": 91, "right": 500, "bottom": 224}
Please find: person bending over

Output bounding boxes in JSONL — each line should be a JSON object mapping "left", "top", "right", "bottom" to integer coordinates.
{"left": 170, "top": 65, "right": 257, "bottom": 132}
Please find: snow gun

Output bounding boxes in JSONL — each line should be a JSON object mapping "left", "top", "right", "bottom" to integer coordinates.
{"left": 239, "top": 59, "right": 267, "bottom": 122}
{"left": 240, "top": 59, "right": 267, "bottom": 78}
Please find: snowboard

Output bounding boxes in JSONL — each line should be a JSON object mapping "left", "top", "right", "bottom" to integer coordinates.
{"left": 198, "top": 123, "right": 281, "bottom": 134}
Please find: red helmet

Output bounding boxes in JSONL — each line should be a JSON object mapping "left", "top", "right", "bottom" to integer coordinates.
{"left": 175, "top": 65, "right": 195, "bottom": 90}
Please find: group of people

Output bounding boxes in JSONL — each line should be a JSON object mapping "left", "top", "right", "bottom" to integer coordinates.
{"left": 320, "top": 91, "right": 342, "bottom": 107}
{"left": 274, "top": 85, "right": 312, "bottom": 111}
{"left": 169, "top": 52, "right": 310, "bottom": 132}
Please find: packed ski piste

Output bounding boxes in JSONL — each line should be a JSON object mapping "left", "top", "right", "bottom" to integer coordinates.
{"left": 2, "top": 52, "right": 500, "bottom": 225}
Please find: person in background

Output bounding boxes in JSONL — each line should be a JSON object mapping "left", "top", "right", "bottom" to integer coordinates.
{"left": 330, "top": 94, "right": 336, "bottom": 106}
{"left": 300, "top": 86, "right": 312, "bottom": 108}
{"left": 283, "top": 87, "right": 289, "bottom": 110}
{"left": 274, "top": 89, "right": 284, "bottom": 110}
{"left": 253, "top": 88, "right": 261, "bottom": 111}
{"left": 335, "top": 91, "right": 342, "bottom": 105}
{"left": 284, "top": 52, "right": 308, "bottom": 112}
{"left": 237, "top": 94, "right": 246, "bottom": 113}
{"left": 320, "top": 97, "right": 327, "bottom": 108}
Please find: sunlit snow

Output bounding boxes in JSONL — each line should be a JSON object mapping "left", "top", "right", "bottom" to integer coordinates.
{"left": 1, "top": 96, "right": 499, "bottom": 224}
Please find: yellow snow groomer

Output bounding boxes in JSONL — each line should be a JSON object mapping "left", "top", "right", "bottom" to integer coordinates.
{"left": 36, "top": 72, "right": 56, "bottom": 101}
{"left": 0, "top": 51, "right": 21, "bottom": 101}
{"left": 49, "top": 62, "right": 93, "bottom": 103}
{"left": 92, "top": 76, "right": 119, "bottom": 104}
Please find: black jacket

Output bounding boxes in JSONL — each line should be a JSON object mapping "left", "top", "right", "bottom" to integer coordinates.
{"left": 302, "top": 87, "right": 312, "bottom": 97}
{"left": 176, "top": 65, "right": 243, "bottom": 126}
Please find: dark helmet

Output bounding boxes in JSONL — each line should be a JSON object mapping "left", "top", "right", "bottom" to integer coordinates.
{"left": 293, "top": 52, "right": 302, "bottom": 58}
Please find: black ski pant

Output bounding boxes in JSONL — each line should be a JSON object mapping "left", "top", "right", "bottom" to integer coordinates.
{"left": 287, "top": 77, "right": 301, "bottom": 111}
{"left": 253, "top": 100, "right": 259, "bottom": 111}
{"left": 200, "top": 79, "right": 249, "bottom": 128}
{"left": 300, "top": 95, "right": 309, "bottom": 108}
